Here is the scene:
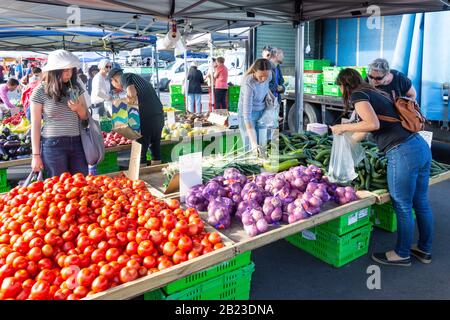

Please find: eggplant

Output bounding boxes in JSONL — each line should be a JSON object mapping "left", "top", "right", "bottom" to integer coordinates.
{"left": 3, "top": 141, "right": 21, "bottom": 149}
{"left": 0, "top": 146, "right": 7, "bottom": 157}
{"left": 6, "top": 135, "right": 19, "bottom": 142}
{"left": 0, "top": 135, "right": 6, "bottom": 140}
{"left": 2, "top": 128, "right": 10, "bottom": 136}
{"left": 7, "top": 148, "right": 18, "bottom": 156}
{"left": 0, "top": 139, "right": 7, "bottom": 146}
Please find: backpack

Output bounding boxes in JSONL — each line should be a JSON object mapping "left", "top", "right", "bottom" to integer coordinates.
{"left": 377, "top": 90, "right": 426, "bottom": 132}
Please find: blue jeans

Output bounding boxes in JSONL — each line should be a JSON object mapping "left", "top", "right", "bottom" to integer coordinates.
{"left": 239, "top": 110, "right": 267, "bottom": 151}
{"left": 187, "top": 94, "right": 202, "bottom": 113}
{"left": 386, "top": 134, "right": 433, "bottom": 258}
{"left": 41, "top": 136, "right": 89, "bottom": 177}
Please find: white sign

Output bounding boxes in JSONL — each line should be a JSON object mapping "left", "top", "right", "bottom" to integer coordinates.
{"left": 179, "top": 152, "right": 202, "bottom": 202}
{"left": 348, "top": 213, "right": 358, "bottom": 226}
{"left": 358, "top": 208, "right": 369, "bottom": 219}
{"left": 301, "top": 229, "right": 317, "bottom": 241}
{"left": 167, "top": 111, "right": 176, "bottom": 126}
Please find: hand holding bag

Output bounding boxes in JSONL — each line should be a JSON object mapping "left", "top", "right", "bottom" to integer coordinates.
{"left": 257, "top": 90, "right": 280, "bottom": 129}
{"left": 80, "top": 111, "right": 105, "bottom": 166}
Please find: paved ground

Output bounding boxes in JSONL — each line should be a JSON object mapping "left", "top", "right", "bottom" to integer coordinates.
{"left": 250, "top": 179, "right": 450, "bottom": 300}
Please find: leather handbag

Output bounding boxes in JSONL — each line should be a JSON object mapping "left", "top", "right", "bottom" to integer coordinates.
{"left": 80, "top": 111, "right": 105, "bottom": 166}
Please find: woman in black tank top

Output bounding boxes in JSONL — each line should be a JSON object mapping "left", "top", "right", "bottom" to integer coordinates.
{"left": 331, "top": 68, "right": 433, "bottom": 267}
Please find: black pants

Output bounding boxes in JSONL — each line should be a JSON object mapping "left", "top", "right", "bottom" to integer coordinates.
{"left": 215, "top": 89, "right": 228, "bottom": 109}
{"left": 91, "top": 102, "right": 107, "bottom": 117}
{"left": 138, "top": 114, "right": 164, "bottom": 162}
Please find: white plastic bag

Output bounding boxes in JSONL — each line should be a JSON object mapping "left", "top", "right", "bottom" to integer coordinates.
{"left": 328, "top": 132, "right": 365, "bottom": 184}
{"left": 257, "top": 91, "right": 279, "bottom": 129}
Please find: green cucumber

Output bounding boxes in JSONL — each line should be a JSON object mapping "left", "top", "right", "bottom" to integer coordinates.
{"left": 263, "top": 159, "right": 299, "bottom": 173}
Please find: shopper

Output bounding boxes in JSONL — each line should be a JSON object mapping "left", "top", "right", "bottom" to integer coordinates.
{"left": 0, "top": 64, "right": 4, "bottom": 83}
{"left": 87, "top": 65, "right": 100, "bottom": 95}
{"left": 14, "top": 60, "right": 23, "bottom": 80}
{"left": 21, "top": 67, "right": 43, "bottom": 120}
{"left": 186, "top": 61, "right": 204, "bottom": 113}
{"left": 91, "top": 59, "right": 112, "bottom": 118}
{"left": 238, "top": 58, "right": 272, "bottom": 152}
{"left": 269, "top": 48, "right": 285, "bottom": 104}
{"left": 214, "top": 57, "right": 228, "bottom": 109}
{"left": 205, "top": 58, "right": 217, "bottom": 88}
{"left": 0, "top": 78, "right": 20, "bottom": 117}
{"left": 30, "top": 49, "right": 89, "bottom": 177}
{"left": 108, "top": 68, "right": 164, "bottom": 166}
{"left": 366, "top": 58, "right": 417, "bottom": 100}
{"left": 262, "top": 45, "right": 273, "bottom": 59}
{"left": 331, "top": 68, "right": 433, "bottom": 266}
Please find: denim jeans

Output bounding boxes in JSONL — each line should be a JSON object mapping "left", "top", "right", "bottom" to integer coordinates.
{"left": 239, "top": 110, "right": 267, "bottom": 151}
{"left": 386, "top": 133, "right": 433, "bottom": 258}
{"left": 187, "top": 94, "right": 202, "bottom": 113}
{"left": 41, "top": 136, "right": 89, "bottom": 177}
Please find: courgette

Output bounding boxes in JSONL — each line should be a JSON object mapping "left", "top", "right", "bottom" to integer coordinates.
{"left": 263, "top": 159, "right": 299, "bottom": 173}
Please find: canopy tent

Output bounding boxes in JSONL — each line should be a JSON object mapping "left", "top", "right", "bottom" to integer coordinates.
{"left": 186, "top": 32, "right": 248, "bottom": 49}
{"left": 130, "top": 47, "right": 175, "bottom": 62}
{"left": 0, "top": 28, "right": 157, "bottom": 52}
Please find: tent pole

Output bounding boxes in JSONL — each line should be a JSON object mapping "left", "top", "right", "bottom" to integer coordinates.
{"left": 151, "top": 45, "right": 155, "bottom": 86}
{"left": 154, "top": 44, "right": 160, "bottom": 99}
{"left": 184, "top": 49, "right": 188, "bottom": 112}
{"left": 209, "top": 37, "right": 215, "bottom": 110}
{"left": 294, "top": 22, "right": 305, "bottom": 132}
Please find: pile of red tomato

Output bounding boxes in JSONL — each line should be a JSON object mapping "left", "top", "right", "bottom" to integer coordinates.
{"left": 0, "top": 173, "right": 224, "bottom": 300}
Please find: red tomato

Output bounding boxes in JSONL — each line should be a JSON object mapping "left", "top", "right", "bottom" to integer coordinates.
{"left": 91, "top": 249, "right": 106, "bottom": 264}
{"left": 36, "top": 269, "right": 56, "bottom": 284}
{"left": 126, "top": 259, "right": 141, "bottom": 270}
{"left": 175, "top": 220, "right": 188, "bottom": 234}
{"left": 126, "top": 231, "right": 137, "bottom": 242}
{"left": 1, "top": 277, "right": 22, "bottom": 299}
{"left": 105, "top": 248, "right": 120, "bottom": 262}
{"left": 30, "top": 280, "right": 50, "bottom": 300}
{"left": 188, "top": 251, "right": 200, "bottom": 260}
{"left": 172, "top": 250, "right": 188, "bottom": 264}
{"left": 54, "top": 288, "right": 71, "bottom": 300}
{"left": 162, "top": 242, "right": 177, "bottom": 257}
{"left": 168, "top": 230, "right": 182, "bottom": 244}
{"left": 142, "top": 256, "right": 157, "bottom": 269}
{"left": 214, "top": 243, "right": 225, "bottom": 250}
{"left": 178, "top": 236, "right": 193, "bottom": 253}
{"left": 117, "top": 254, "right": 131, "bottom": 266}
{"left": 145, "top": 217, "right": 161, "bottom": 231}
{"left": 208, "top": 232, "right": 222, "bottom": 245}
{"left": 135, "top": 230, "right": 149, "bottom": 244}
{"left": 187, "top": 224, "right": 200, "bottom": 236}
{"left": 125, "top": 242, "right": 138, "bottom": 256}
{"left": 157, "top": 259, "right": 173, "bottom": 270}
{"left": 137, "top": 240, "right": 154, "bottom": 257}
{"left": 41, "top": 244, "right": 54, "bottom": 257}
{"left": 162, "top": 215, "right": 176, "bottom": 230}
{"left": 119, "top": 267, "right": 138, "bottom": 283}
{"left": 64, "top": 255, "right": 81, "bottom": 267}
{"left": 149, "top": 230, "right": 163, "bottom": 245}
{"left": 91, "top": 275, "right": 109, "bottom": 293}
{"left": 89, "top": 228, "right": 106, "bottom": 242}
{"left": 114, "top": 218, "right": 128, "bottom": 232}
{"left": 76, "top": 268, "right": 96, "bottom": 287}
{"left": 99, "top": 264, "right": 116, "bottom": 280}
{"left": 26, "top": 261, "right": 39, "bottom": 277}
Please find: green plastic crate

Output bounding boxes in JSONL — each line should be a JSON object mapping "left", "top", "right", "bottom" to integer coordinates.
{"left": 316, "top": 206, "right": 371, "bottom": 236}
{"left": 100, "top": 118, "right": 112, "bottom": 133}
{"left": 228, "top": 101, "right": 238, "bottom": 112}
{"left": 350, "top": 66, "right": 367, "bottom": 79}
{"left": 97, "top": 152, "right": 118, "bottom": 172}
{"left": 163, "top": 251, "right": 252, "bottom": 294}
{"left": 169, "top": 85, "right": 183, "bottom": 94}
{"left": 0, "top": 184, "right": 10, "bottom": 193}
{"left": 170, "top": 94, "right": 185, "bottom": 107}
{"left": 323, "top": 67, "right": 344, "bottom": 83}
{"left": 370, "top": 202, "right": 416, "bottom": 233}
{"left": 0, "top": 168, "right": 7, "bottom": 188}
{"left": 145, "top": 262, "right": 254, "bottom": 300}
{"left": 228, "top": 93, "right": 240, "bottom": 103}
{"left": 286, "top": 223, "right": 372, "bottom": 268}
{"left": 228, "top": 86, "right": 241, "bottom": 95}
{"left": 303, "top": 84, "right": 323, "bottom": 95}
{"left": 304, "top": 59, "right": 331, "bottom": 71}
{"left": 97, "top": 166, "right": 120, "bottom": 174}
{"left": 323, "top": 83, "right": 343, "bottom": 97}
{"left": 303, "top": 73, "right": 324, "bottom": 85}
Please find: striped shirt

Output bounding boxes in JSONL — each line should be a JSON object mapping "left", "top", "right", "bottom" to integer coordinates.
{"left": 30, "top": 83, "right": 83, "bottom": 138}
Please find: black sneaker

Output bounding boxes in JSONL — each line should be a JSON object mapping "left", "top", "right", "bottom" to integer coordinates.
{"left": 410, "top": 247, "right": 432, "bottom": 264}
{"left": 371, "top": 252, "right": 412, "bottom": 267}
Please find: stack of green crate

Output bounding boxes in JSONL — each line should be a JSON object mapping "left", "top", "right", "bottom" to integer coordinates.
{"left": 97, "top": 152, "right": 119, "bottom": 174}
{"left": 350, "top": 66, "right": 368, "bottom": 79}
{"left": 322, "top": 66, "right": 344, "bottom": 97}
{"left": 169, "top": 85, "right": 186, "bottom": 112}
{"left": 286, "top": 206, "right": 373, "bottom": 267}
{"left": 304, "top": 59, "right": 331, "bottom": 71}
{"left": 144, "top": 252, "right": 254, "bottom": 300}
{"left": 228, "top": 85, "right": 240, "bottom": 112}
{"left": 303, "top": 73, "right": 324, "bottom": 95}
{"left": 370, "top": 202, "right": 416, "bottom": 232}
{"left": 148, "top": 137, "right": 207, "bottom": 163}
{"left": 0, "top": 168, "right": 10, "bottom": 193}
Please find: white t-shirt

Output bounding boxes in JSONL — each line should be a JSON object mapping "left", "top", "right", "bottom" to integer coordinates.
{"left": 90, "top": 72, "right": 111, "bottom": 105}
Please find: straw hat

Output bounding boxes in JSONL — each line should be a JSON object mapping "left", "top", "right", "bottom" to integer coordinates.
{"left": 42, "top": 49, "right": 81, "bottom": 72}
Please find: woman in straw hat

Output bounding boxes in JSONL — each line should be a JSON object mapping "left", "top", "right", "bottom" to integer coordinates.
{"left": 30, "top": 49, "right": 89, "bottom": 177}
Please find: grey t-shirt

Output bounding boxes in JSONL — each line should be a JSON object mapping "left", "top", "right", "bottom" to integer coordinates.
{"left": 238, "top": 74, "right": 271, "bottom": 122}
{"left": 30, "top": 83, "right": 83, "bottom": 138}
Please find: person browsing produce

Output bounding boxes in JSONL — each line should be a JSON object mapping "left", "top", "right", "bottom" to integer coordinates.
{"left": 213, "top": 57, "right": 228, "bottom": 109}
{"left": 108, "top": 68, "right": 164, "bottom": 166}
{"left": 30, "top": 49, "right": 89, "bottom": 177}
{"left": 0, "top": 78, "right": 20, "bottom": 113}
{"left": 331, "top": 68, "right": 433, "bottom": 267}
{"left": 90, "top": 59, "right": 112, "bottom": 117}
{"left": 186, "top": 61, "right": 204, "bottom": 113}
{"left": 366, "top": 58, "right": 417, "bottom": 101}
{"left": 238, "top": 58, "right": 272, "bottom": 152}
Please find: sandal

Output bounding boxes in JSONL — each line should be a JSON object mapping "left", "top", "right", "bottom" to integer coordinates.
{"left": 371, "top": 252, "right": 411, "bottom": 267}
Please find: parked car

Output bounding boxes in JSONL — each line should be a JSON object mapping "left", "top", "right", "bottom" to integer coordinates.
{"left": 153, "top": 58, "right": 209, "bottom": 91}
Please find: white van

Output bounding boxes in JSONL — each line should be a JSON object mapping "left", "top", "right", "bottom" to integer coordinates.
{"left": 224, "top": 49, "right": 246, "bottom": 86}
{"left": 154, "top": 58, "right": 209, "bottom": 91}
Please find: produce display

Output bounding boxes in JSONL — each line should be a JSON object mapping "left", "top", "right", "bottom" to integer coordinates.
{"left": 0, "top": 173, "right": 225, "bottom": 300}
{"left": 0, "top": 128, "right": 31, "bottom": 161}
{"left": 186, "top": 165, "right": 358, "bottom": 237}
{"left": 163, "top": 107, "right": 177, "bottom": 112}
{"left": 102, "top": 132, "right": 132, "bottom": 148}
{"left": 2, "top": 112, "right": 30, "bottom": 135}
{"left": 161, "top": 113, "right": 214, "bottom": 141}
{"left": 162, "top": 151, "right": 263, "bottom": 188}
{"left": 274, "top": 132, "right": 450, "bottom": 192}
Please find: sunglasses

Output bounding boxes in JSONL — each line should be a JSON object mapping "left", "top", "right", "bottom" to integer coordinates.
{"left": 105, "top": 65, "right": 112, "bottom": 69}
{"left": 368, "top": 74, "right": 386, "bottom": 81}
